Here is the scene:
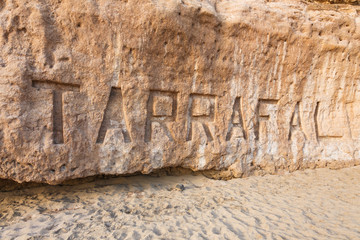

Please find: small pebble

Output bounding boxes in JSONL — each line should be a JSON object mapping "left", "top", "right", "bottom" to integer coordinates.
{"left": 175, "top": 184, "right": 185, "bottom": 191}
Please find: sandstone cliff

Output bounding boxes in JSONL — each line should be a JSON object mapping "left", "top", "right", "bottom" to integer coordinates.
{"left": 1, "top": 0, "right": 360, "bottom": 184}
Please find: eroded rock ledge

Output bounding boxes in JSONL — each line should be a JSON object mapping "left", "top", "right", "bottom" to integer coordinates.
{"left": 1, "top": 0, "right": 360, "bottom": 184}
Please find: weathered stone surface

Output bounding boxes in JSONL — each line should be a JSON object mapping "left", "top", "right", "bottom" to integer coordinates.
{"left": 1, "top": 0, "right": 360, "bottom": 184}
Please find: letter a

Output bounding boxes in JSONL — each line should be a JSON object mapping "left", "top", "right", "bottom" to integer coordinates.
{"left": 226, "top": 97, "right": 246, "bottom": 141}
{"left": 96, "top": 87, "right": 131, "bottom": 144}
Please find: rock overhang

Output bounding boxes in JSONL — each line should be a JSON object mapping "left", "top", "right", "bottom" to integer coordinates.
{"left": 0, "top": 0, "right": 360, "bottom": 184}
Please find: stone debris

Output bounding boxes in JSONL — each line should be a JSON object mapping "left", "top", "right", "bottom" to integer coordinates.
{"left": 175, "top": 184, "right": 185, "bottom": 191}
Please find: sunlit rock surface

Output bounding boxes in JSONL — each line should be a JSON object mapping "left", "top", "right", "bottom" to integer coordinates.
{"left": 0, "top": 0, "right": 360, "bottom": 183}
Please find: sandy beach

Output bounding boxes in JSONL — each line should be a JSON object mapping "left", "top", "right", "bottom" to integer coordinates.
{"left": 1, "top": 166, "right": 360, "bottom": 240}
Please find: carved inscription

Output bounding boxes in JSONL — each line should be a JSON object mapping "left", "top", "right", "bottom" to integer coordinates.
{"left": 314, "top": 102, "right": 342, "bottom": 141}
{"left": 226, "top": 97, "right": 246, "bottom": 141}
{"left": 288, "top": 102, "right": 303, "bottom": 140}
{"left": 186, "top": 94, "right": 216, "bottom": 142}
{"left": 30, "top": 82, "right": 353, "bottom": 147}
{"left": 32, "top": 80, "right": 80, "bottom": 144}
{"left": 145, "top": 90, "right": 177, "bottom": 142}
{"left": 96, "top": 87, "right": 131, "bottom": 144}
{"left": 255, "top": 99, "right": 278, "bottom": 140}
{"left": 345, "top": 102, "right": 360, "bottom": 139}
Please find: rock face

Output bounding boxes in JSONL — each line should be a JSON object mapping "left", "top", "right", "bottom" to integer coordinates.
{"left": 1, "top": 0, "right": 360, "bottom": 184}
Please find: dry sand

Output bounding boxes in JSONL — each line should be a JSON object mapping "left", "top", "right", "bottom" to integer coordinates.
{"left": 0, "top": 166, "right": 360, "bottom": 240}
